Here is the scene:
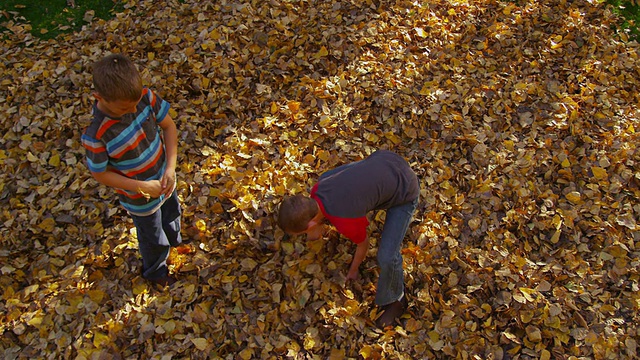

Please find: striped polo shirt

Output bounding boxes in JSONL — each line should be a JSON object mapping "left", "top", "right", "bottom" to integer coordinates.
{"left": 82, "top": 88, "right": 171, "bottom": 216}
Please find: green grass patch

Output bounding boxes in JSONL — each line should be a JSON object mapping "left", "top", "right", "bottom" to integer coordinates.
{"left": 1, "top": 0, "right": 639, "bottom": 41}
{"left": 0, "top": 0, "right": 123, "bottom": 40}
{"left": 606, "top": 0, "right": 640, "bottom": 40}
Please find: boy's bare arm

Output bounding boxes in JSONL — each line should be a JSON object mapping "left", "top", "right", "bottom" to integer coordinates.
{"left": 91, "top": 171, "right": 163, "bottom": 198}
{"left": 347, "top": 237, "right": 370, "bottom": 280}
{"left": 158, "top": 115, "right": 178, "bottom": 197}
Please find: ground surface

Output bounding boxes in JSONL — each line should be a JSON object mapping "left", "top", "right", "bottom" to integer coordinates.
{"left": 0, "top": 0, "right": 639, "bottom": 359}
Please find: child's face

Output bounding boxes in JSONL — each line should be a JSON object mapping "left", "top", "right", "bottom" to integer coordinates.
{"left": 95, "top": 93, "right": 142, "bottom": 118}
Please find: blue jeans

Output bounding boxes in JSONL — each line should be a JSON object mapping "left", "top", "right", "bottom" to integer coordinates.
{"left": 375, "top": 197, "right": 419, "bottom": 306}
{"left": 130, "top": 191, "right": 183, "bottom": 280}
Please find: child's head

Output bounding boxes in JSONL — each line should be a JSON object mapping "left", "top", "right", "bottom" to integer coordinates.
{"left": 277, "top": 195, "right": 319, "bottom": 234}
{"left": 92, "top": 53, "right": 142, "bottom": 103}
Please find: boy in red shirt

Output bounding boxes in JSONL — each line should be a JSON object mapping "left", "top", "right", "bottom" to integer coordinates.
{"left": 278, "top": 150, "right": 420, "bottom": 328}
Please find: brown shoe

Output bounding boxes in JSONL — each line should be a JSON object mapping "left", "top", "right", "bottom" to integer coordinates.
{"left": 376, "top": 295, "right": 408, "bottom": 328}
{"left": 148, "top": 275, "right": 177, "bottom": 287}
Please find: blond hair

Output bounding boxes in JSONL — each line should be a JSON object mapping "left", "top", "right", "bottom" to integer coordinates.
{"left": 277, "top": 195, "right": 318, "bottom": 233}
{"left": 92, "top": 54, "right": 142, "bottom": 102}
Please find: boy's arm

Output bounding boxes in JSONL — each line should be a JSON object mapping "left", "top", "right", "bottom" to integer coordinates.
{"left": 158, "top": 115, "right": 178, "bottom": 197}
{"left": 346, "top": 237, "right": 370, "bottom": 280}
{"left": 91, "top": 171, "right": 163, "bottom": 198}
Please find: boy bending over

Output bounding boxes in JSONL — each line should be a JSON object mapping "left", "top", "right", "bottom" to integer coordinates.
{"left": 278, "top": 150, "right": 420, "bottom": 328}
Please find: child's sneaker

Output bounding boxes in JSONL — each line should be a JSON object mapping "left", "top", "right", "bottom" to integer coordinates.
{"left": 376, "top": 294, "right": 408, "bottom": 328}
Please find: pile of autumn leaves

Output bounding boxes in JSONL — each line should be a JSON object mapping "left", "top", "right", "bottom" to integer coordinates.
{"left": 1, "top": 0, "right": 639, "bottom": 358}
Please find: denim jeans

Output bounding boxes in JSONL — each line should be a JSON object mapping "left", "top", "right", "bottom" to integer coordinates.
{"left": 130, "top": 191, "right": 183, "bottom": 280}
{"left": 375, "top": 197, "right": 419, "bottom": 306}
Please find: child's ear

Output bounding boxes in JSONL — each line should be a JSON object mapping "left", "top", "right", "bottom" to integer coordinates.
{"left": 93, "top": 92, "right": 104, "bottom": 101}
{"left": 305, "top": 219, "right": 318, "bottom": 231}
{"left": 305, "top": 210, "right": 323, "bottom": 231}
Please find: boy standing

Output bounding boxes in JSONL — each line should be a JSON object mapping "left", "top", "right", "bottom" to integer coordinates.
{"left": 82, "top": 54, "right": 184, "bottom": 286}
{"left": 277, "top": 150, "right": 420, "bottom": 328}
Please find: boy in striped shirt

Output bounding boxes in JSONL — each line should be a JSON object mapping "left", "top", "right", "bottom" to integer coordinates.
{"left": 82, "top": 54, "right": 183, "bottom": 287}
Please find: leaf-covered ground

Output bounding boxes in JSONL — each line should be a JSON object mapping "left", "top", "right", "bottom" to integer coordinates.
{"left": 1, "top": 0, "right": 639, "bottom": 358}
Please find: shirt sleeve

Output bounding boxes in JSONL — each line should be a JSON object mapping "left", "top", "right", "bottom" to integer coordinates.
{"left": 145, "top": 88, "right": 170, "bottom": 125}
{"left": 81, "top": 133, "right": 108, "bottom": 173}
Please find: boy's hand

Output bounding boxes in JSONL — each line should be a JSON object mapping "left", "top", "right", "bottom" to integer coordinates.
{"left": 160, "top": 168, "right": 176, "bottom": 197}
{"left": 346, "top": 268, "right": 359, "bottom": 281}
{"left": 139, "top": 180, "right": 163, "bottom": 199}
{"left": 345, "top": 238, "right": 369, "bottom": 282}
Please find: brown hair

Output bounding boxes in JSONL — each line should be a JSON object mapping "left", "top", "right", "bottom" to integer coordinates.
{"left": 92, "top": 54, "right": 142, "bottom": 102}
{"left": 277, "top": 195, "right": 318, "bottom": 233}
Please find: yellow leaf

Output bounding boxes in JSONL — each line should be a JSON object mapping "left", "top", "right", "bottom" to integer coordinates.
{"left": 28, "top": 315, "right": 43, "bottom": 326}
{"left": 520, "top": 310, "right": 534, "bottom": 323}
{"left": 428, "top": 330, "right": 440, "bottom": 342}
{"left": 230, "top": 170, "right": 244, "bottom": 181}
{"left": 132, "top": 279, "right": 148, "bottom": 296}
{"left": 209, "top": 29, "right": 220, "bottom": 40}
{"left": 591, "top": 166, "right": 608, "bottom": 180}
{"left": 317, "top": 149, "right": 330, "bottom": 162}
{"left": 404, "top": 126, "right": 417, "bottom": 139}
{"left": 27, "top": 152, "right": 38, "bottom": 162}
{"left": 519, "top": 287, "right": 538, "bottom": 302}
{"left": 419, "top": 80, "right": 438, "bottom": 95}
{"left": 405, "top": 318, "right": 422, "bottom": 332}
{"left": 211, "top": 202, "right": 224, "bottom": 214}
{"left": 316, "top": 46, "right": 329, "bottom": 58}
{"left": 364, "top": 132, "right": 379, "bottom": 142}
{"left": 163, "top": 320, "right": 176, "bottom": 334}
{"left": 541, "top": 349, "right": 551, "bottom": 360}
{"left": 503, "top": 3, "right": 515, "bottom": 15}
{"left": 329, "top": 348, "right": 346, "bottom": 360}
{"left": 385, "top": 132, "right": 401, "bottom": 145}
{"left": 526, "top": 325, "right": 542, "bottom": 342}
{"left": 191, "top": 337, "right": 209, "bottom": 351}
{"left": 239, "top": 348, "right": 253, "bottom": 360}
{"left": 272, "top": 283, "right": 282, "bottom": 303}
{"left": 303, "top": 154, "right": 315, "bottom": 165}
{"left": 303, "top": 336, "right": 316, "bottom": 350}
{"left": 414, "top": 27, "right": 427, "bottom": 38}
{"left": 88, "top": 290, "right": 105, "bottom": 303}
{"left": 287, "top": 100, "right": 301, "bottom": 113}
{"left": 565, "top": 191, "right": 581, "bottom": 204}
{"left": 360, "top": 345, "right": 374, "bottom": 359}
{"left": 48, "top": 153, "right": 61, "bottom": 167}
{"left": 195, "top": 219, "right": 207, "bottom": 232}
{"left": 38, "top": 218, "right": 56, "bottom": 232}
{"left": 93, "top": 331, "right": 110, "bottom": 348}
